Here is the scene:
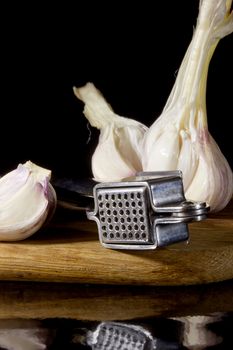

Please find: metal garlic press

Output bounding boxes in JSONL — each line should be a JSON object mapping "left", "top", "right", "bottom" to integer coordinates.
{"left": 86, "top": 171, "right": 209, "bottom": 250}
{"left": 54, "top": 171, "right": 209, "bottom": 250}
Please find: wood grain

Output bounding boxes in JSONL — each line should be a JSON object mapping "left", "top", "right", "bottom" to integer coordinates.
{"left": 0, "top": 201, "right": 232, "bottom": 286}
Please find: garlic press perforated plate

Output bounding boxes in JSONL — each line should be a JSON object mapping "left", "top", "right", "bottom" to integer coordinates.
{"left": 54, "top": 171, "right": 209, "bottom": 250}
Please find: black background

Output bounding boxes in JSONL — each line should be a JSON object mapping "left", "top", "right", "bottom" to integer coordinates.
{"left": 1, "top": 1, "right": 232, "bottom": 179}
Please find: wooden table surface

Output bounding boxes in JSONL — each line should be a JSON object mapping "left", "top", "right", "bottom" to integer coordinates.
{"left": 0, "top": 200, "right": 232, "bottom": 286}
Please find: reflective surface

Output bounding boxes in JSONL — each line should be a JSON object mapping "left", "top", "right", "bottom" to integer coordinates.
{"left": 0, "top": 314, "right": 232, "bottom": 349}
{"left": 0, "top": 280, "right": 232, "bottom": 349}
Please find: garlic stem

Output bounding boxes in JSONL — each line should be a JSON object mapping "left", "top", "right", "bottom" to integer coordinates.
{"left": 73, "top": 83, "right": 116, "bottom": 129}
{"left": 165, "top": 0, "right": 233, "bottom": 123}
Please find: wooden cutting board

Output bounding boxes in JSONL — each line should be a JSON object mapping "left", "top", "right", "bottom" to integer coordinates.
{"left": 0, "top": 200, "right": 232, "bottom": 286}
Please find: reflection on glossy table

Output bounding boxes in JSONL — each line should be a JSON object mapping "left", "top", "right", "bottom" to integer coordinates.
{"left": 0, "top": 279, "right": 232, "bottom": 320}
{"left": 0, "top": 279, "right": 232, "bottom": 349}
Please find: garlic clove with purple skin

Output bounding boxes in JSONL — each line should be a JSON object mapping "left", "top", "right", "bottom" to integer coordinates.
{"left": 0, "top": 161, "right": 57, "bottom": 241}
{"left": 73, "top": 83, "right": 148, "bottom": 182}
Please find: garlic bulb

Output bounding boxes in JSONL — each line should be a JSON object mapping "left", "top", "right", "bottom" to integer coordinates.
{"left": 142, "top": 0, "right": 233, "bottom": 212}
{"left": 73, "top": 83, "right": 148, "bottom": 182}
{"left": 0, "top": 161, "right": 57, "bottom": 241}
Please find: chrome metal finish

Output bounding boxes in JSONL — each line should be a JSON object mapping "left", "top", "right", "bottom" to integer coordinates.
{"left": 87, "top": 171, "right": 209, "bottom": 250}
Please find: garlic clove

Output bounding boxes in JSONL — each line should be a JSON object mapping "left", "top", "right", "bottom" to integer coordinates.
{"left": 91, "top": 124, "right": 144, "bottom": 182}
{"left": 0, "top": 163, "right": 29, "bottom": 201}
{"left": 185, "top": 133, "right": 233, "bottom": 212}
{"left": 73, "top": 83, "right": 148, "bottom": 182}
{"left": 0, "top": 161, "right": 57, "bottom": 241}
{"left": 177, "top": 129, "right": 199, "bottom": 191}
{"left": 143, "top": 123, "right": 180, "bottom": 171}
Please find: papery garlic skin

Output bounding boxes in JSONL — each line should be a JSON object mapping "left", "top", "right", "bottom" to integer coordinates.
{"left": 73, "top": 83, "right": 148, "bottom": 182}
{"left": 142, "top": 0, "right": 233, "bottom": 212}
{"left": 0, "top": 161, "right": 57, "bottom": 241}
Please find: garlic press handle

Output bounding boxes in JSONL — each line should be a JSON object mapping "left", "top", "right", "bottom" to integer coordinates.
{"left": 53, "top": 177, "right": 95, "bottom": 211}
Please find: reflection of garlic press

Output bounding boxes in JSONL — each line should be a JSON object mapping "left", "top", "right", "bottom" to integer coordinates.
{"left": 87, "top": 322, "right": 153, "bottom": 350}
{"left": 54, "top": 171, "right": 209, "bottom": 250}
{"left": 86, "top": 321, "right": 180, "bottom": 349}
{"left": 87, "top": 171, "right": 209, "bottom": 250}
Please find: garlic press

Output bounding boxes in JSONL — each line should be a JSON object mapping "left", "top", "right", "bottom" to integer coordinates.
{"left": 54, "top": 171, "right": 209, "bottom": 250}
{"left": 86, "top": 171, "right": 209, "bottom": 250}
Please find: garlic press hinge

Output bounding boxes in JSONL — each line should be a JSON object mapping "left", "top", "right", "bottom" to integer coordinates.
{"left": 144, "top": 172, "right": 209, "bottom": 220}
